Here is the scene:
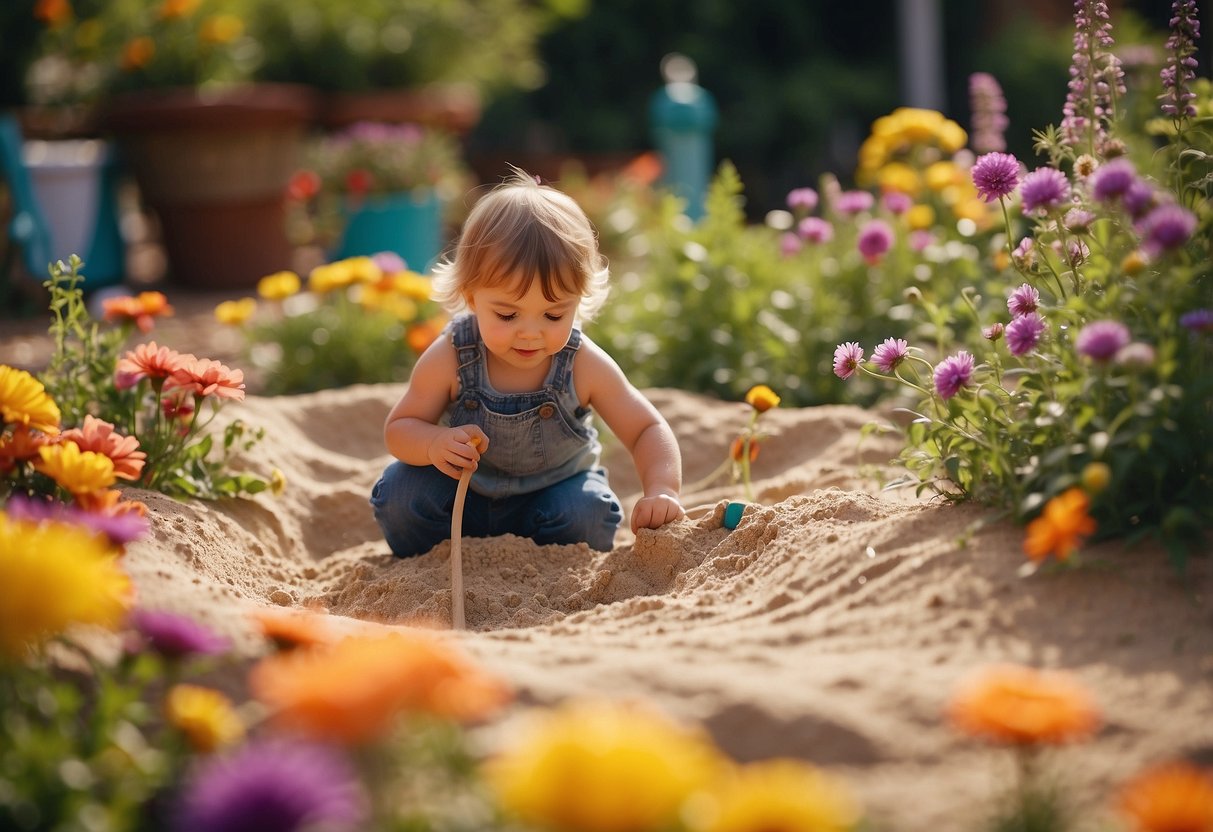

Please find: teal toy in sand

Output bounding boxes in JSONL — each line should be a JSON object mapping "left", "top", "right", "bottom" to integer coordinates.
{"left": 722, "top": 501, "right": 746, "bottom": 530}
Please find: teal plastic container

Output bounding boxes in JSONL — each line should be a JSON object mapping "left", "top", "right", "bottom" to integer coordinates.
{"left": 334, "top": 189, "right": 442, "bottom": 272}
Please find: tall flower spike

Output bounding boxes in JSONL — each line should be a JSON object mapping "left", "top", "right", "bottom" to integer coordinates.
{"left": 1160, "top": 0, "right": 1201, "bottom": 120}
{"left": 1061, "top": 0, "right": 1126, "bottom": 155}
{"left": 969, "top": 72, "right": 1009, "bottom": 154}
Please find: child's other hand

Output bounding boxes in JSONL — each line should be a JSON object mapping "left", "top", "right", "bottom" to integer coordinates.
{"left": 630, "top": 493, "right": 685, "bottom": 533}
{"left": 428, "top": 427, "right": 489, "bottom": 480}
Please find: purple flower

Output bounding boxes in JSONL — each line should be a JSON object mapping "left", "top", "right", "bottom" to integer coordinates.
{"left": 1138, "top": 203, "right": 1197, "bottom": 256}
{"left": 833, "top": 342, "right": 865, "bottom": 380}
{"left": 786, "top": 187, "right": 819, "bottom": 213}
{"left": 872, "top": 338, "right": 909, "bottom": 373}
{"left": 909, "top": 230, "right": 933, "bottom": 252}
{"left": 881, "top": 191, "right": 913, "bottom": 215}
{"left": 1063, "top": 208, "right": 1096, "bottom": 232}
{"left": 1123, "top": 179, "right": 1157, "bottom": 219}
{"left": 1019, "top": 167, "right": 1071, "bottom": 215}
{"left": 1012, "top": 237, "right": 1036, "bottom": 269}
{"left": 1061, "top": 0, "right": 1125, "bottom": 152}
{"left": 798, "top": 216, "right": 834, "bottom": 244}
{"left": 933, "top": 351, "right": 976, "bottom": 399}
{"left": 3, "top": 495, "right": 150, "bottom": 546}
{"left": 1116, "top": 342, "right": 1156, "bottom": 369}
{"left": 1076, "top": 320, "right": 1131, "bottom": 362}
{"left": 371, "top": 251, "right": 407, "bottom": 274}
{"left": 1089, "top": 158, "right": 1136, "bottom": 202}
{"left": 1159, "top": 0, "right": 1201, "bottom": 118}
{"left": 175, "top": 740, "right": 367, "bottom": 832}
{"left": 130, "top": 609, "right": 230, "bottom": 660}
{"left": 1180, "top": 308, "right": 1213, "bottom": 333}
{"left": 971, "top": 152, "right": 1020, "bottom": 202}
{"left": 984, "top": 322, "right": 1005, "bottom": 341}
{"left": 857, "top": 219, "right": 895, "bottom": 263}
{"left": 1006, "top": 312, "right": 1047, "bottom": 356}
{"left": 780, "top": 232, "right": 803, "bottom": 256}
{"left": 969, "top": 72, "right": 1010, "bottom": 154}
{"left": 835, "top": 190, "right": 875, "bottom": 215}
{"left": 1007, "top": 283, "right": 1040, "bottom": 317}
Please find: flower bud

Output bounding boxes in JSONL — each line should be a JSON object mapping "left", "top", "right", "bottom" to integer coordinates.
{"left": 1081, "top": 462, "right": 1111, "bottom": 495}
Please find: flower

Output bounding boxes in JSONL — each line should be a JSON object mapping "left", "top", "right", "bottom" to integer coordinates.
{"left": 214, "top": 297, "right": 257, "bottom": 326}
{"left": 744, "top": 384, "right": 781, "bottom": 413}
{"left": 101, "top": 291, "right": 174, "bottom": 334}
{"left": 305, "top": 121, "right": 472, "bottom": 202}
{"left": 165, "top": 684, "right": 246, "bottom": 753}
{"left": 1081, "top": 461, "right": 1112, "bottom": 494}
{"left": 1076, "top": 320, "right": 1131, "bottom": 362}
{"left": 780, "top": 232, "right": 803, "bottom": 256}
{"left": 167, "top": 358, "right": 246, "bottom": 401}
{"left": 116, "top": 341, "right": 190, "bottom": 386}
{"left": 872, "top": 338, "right": 909, "bottom": 373}
{"left": 174, "top": 740, "right": 367, "bottom": 832}
{"left": 1159, "top": 0, "right": 1202, "bottom": 119}
{"left": 0, "top": 426, "right": 53, "bottom": 472}
{"left": 250, "top": 607, "right": 346, "bottom": 651}
{"left": 1061, "top": 0, "right": 1125, "bottom": 152}
{"left": 3, "top": 494, "right": 150, "bottom": 547}
{"left": 1180, "top": 308, "right": 1213, "bottom": 333}
{"left": 1089, "top": 157, "right": 1137, "bottom": 202}
{"left": 1019, "top": 167, "right": 1071, "bottom": 215}
{"left": 1116, "top": 342, "right": 1156, "bottom": 369}
{"left": 798, "top": 216, "right": 834, "bottom": 243}
{"left": 933, "top": 351, "right": 975, "bottom": 399}
{"left": 0, "top": 365, "right": 61, "bottom": 434}
{"left": 1124, "top": 178, "right": 1158, "bottom": 219}
{"left": 685, "top": 758, "right": 862, "bottom": 832}
{"left": 0, "top": 512, "right": 132, "bottom": 657}
{"left": 60, "top": 415, "right": 146, "bottom": 481}
{"left": 786, "top": 187, "right": 819, "bottom": 212}
{"left": 730, "top": 436, "right": 760, "bottom": 463}
{"left": 1115, "top": 760, "right": 1213, "bottom": 832}
{"left": 833, "top": 342, "right": 865, "bottom": 380}
{"left": 1138, "top": 203, "right": 1197, "bottom": 257}
{"left": 486, "top": 698, "right": 725, "bottom": 832}
{"left": 983, "top": 323, "right": 1005, "bottom": 341}
{"left": 130, "top": 609, "right": 231, "bottom": 660}
{"left": 258, "top": 270, "right": 303, "bottom": 300}
{"left": 1024, "top": 487, "right": 1097, "bottom": 563}
{"left": 969, "top": 71, "right": 1009, "bottom": 154}
{"left": 948, "top": 663, "right": 1101, "bottom": 745}
{"left": 857, "top": 219, "right": 894, "bottom": 264}
{"left": 249, "top": 632, "right": 512, "bottom": 744}
{"left": 34, "top": 440, "right": 116, "bottom": 496}
{"left": 1006, "top": 312, "right": 1047, "bottom": 357}
{"left": 971, "top": 152, "right": 1020, "bottom": 202}
{"left": 1007, "top": 283, "right": 1040, "bottom": 317}
{"left": 834, "top": 190, "right": 874, "bottom": 215}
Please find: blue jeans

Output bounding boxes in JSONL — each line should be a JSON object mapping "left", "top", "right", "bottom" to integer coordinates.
{"left": 370, "top": 462, "right": 623, "bottom": 558}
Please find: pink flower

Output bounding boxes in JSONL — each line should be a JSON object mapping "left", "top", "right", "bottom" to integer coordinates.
{"left": 166, "top": 358, "right": 246, "bottom": 401}
{"left": 872, "top": 338, "right": 909, "bottom": 373}
{"left": 833, "top": 342, "right": 865, "bottom": 380}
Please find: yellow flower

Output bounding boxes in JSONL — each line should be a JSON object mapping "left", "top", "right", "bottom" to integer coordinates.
{"left": 744, "top": 385, "right": 780, "bottom": 413}
{"left": 393, "top": 271, "right": 435, "bottom": 302}
{"left": 906, "top": 204, "right": 935, "bottom": 230}
{"left": 165, "top": 684, "right": 245, "bottom": 753}
{"left": 1122, "top": 251, "right": 1147, "bottom": 275}
{"left": 34, "top": 441, "right": 116, "bottom": 496}
{"left": 876, "top": 162, "right": 921, "bottom": 197}
{"left": 269, "top": 467, "right": 287, "bottom": 496}
{"left": 1081, "top": 462, "right": 1112, "bottom": 495}
{"left": 258, "top": 270, "right": 302, "bottom": 300}
{"left": 0, "top": 513, "right": 132, "bottom": 657}
{"left": 686, "top": 759, "right": 862, "bottom": 832}
{"left": 199, "top": 14, "right": 244, "bottom": 45}
{"left": 214, "top": 297, "right": 257, "bottom": 326}
{"left": 486, "top": 698, "right": 725, "bottom": 832}
{"left": 308, "top": 263, "right": 355, "bottom": 294}
{"left": 936, "top": 119, "right": 969, "bottom": 153}
{"left": 0, "top": 365, "right": 61, "bottom": 434}
{"left": 924, "top": 161, "right": 962, "bottom": 192}
{"left": 342, "top": 256, "right": 383, "bottom": 285}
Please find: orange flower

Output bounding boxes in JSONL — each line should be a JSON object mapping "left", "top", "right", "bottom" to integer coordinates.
{"left": 250, "top": 607, "right": 344, "bottom": 651}
{"left": 0, "top": 426, "right": 53, "bottom": 473}
{"left": 249, "top": 631, "right": 512, "bottom": 744}
{"left": 60, "top": 415, "right": 146, "bottom": 481}
{"left": 102, "top": 291, "right": 173, "bottom": 332}
{"left": 744, "top": 384, "right": 781, "bottom": 413}
{"left": 158, "top": 0, "right": 200, "bottom": 19}
{"left": 730, "top": 436, "right": 760, "bottom": 463}
{"left": 34, "top": 0, "right": 73, "bottom": 27}
{"left": 1116, "top": 761, "right": 1213, "bottom": 832}
{"left": 116, "top": 341, "right": 190, "bottom": 388}
{"left": 406, "top": 318, "right": 446, "bottom": 354}
{"left": 948, "top": 663, "right": 1101, "bottom": 746}
{"left": 1024, "top": 487, "right": 1097, "bottom": 563}
{"left": 76, "top": 488, "right": 148, "bottom": 518}
{"left": 166, "top": 358, "right": 246, "bottom": 401}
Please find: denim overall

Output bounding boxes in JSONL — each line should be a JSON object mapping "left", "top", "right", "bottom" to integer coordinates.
{"left": 370, "top": 314, "right": 623, "bottom": 557}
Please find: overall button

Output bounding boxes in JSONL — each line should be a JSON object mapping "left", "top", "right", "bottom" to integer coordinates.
{"left": 464, "top": 399, "right": 480, "bottom": 410}
{"left": 538, "top": 403, "right": 556, "bottom": 419}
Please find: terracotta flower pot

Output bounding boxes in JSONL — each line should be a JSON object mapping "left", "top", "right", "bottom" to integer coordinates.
{"left": 102, "top": 84, "right": 318, "bottom": 290}
{"left": 319, "top": 83, "right": 482, "bottom": 135}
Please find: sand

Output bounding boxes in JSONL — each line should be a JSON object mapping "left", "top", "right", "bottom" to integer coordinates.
{"left": 103, "top": 380, "right": 1213, "bottom": 832}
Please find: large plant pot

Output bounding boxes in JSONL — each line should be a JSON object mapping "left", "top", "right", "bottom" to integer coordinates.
{"left": 102, "top": 84, "right": 317, "bottom": 290}
{"left": 319, "top": 84, "right": 482, "bottom": 135}
{"left": 333, "top": 190, "right": 443, "bottom": 272}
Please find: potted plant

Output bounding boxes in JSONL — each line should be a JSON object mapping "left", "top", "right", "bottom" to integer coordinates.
{"left": 288, "top": 121, "right": 472, "bottom": 273}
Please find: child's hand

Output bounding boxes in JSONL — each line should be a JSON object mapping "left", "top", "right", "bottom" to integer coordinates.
{"left": 428, "top": 427, "right": 489, "bottom": 480}
{"left": 630, "top": 493, "right": 685, "bottom": 533}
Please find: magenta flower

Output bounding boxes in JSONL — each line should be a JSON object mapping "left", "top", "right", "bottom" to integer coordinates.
{"left": 130, "top": 609, "right": 230, "bottom": 660}
{"left": 1020, "top": 167, "right": 1071, "bottom": 215}
{"left": 835, "top": 190, "right": 875, "bottom": 215}
{"left": 971, "top": 152, "right": 1020, "bottom": 202}
{"left": 1089, "top": 158, "right": 1136, "bottom": 202}
{"left": 1159, "top": 0, "right": 1201, "bottom": 118}
{"left": 933, "top": 351, "right": 976, "bottom": 399}
{"left": 1012, "top": 237, "right": 1036, "bottom": 269}
{"left": 787, "top": 187, "right": 819, "bottom": 213}
{"left": 857, "top": 219, "right": 895, "bottom": 264}
{"left": 798, "top": 216, "right": 834, "bottom": 244}
{"left": 833, "top": 342, "right": 865, "bottom": 379}
{"left": 872, "top": 338, "right": 909, "bottom": 373}
{"left": 175, "top": 740, "right": 367, "bottom": 832}
{"left": 1063, "top": 208, "right": 1096, "bottom": 232}
{"left": 1007, "top": 283, "right": 1040, "bottom": 317}
{"left": 371, "top": 251, "right": 407, "bottom": 275}
{"left": 780, "top": 232, "right": 803, "bottom": 256}
{"left": 1180, "top": 308, "right": 1213, "bottom": 333}
{"left": 1006, "top": 312, "right": 1047, "bottom": 356}
{"left": 881, "top": 191, "right": 913, "bottom": 215}
{"left": 1076, "top": 320, "right": 1131, "bottom": 362}
{"left": 1123, "top": 179, "right": 1157, "bottom": 220}
{"left": 910, "top": 230, "right": 933, "bottom": 252}
{"left": 1138, "top": 203, "right": 1197, "bottom": 256}
{"left": 4, "top": 494, "right": 150, "bottom": 546}
{"left": 983, "top": 322, "right": 1005, "bottom": 341}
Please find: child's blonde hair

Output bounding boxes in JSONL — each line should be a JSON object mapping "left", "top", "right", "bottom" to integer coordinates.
{"left": 431, "top": 168, "right": 611, "bottom": 321}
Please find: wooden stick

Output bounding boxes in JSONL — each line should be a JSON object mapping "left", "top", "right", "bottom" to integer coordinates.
{"left": 450, "top": 437, "right": 480, "bottom": 630}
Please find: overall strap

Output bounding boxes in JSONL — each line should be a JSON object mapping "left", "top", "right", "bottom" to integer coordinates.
{"left": 451, "top": 314, "right": 483, "bottom": 391}
{"left": 546, "top": 327, "right": 582, "bottom": 391}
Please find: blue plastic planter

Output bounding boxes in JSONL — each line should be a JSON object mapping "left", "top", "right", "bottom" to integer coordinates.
{"left": 334, "top": 189, "right": 443, "bottom": 272}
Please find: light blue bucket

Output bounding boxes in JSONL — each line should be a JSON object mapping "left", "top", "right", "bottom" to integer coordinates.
{"left": 334, "top": 189, "right": 442, "bottom": 272}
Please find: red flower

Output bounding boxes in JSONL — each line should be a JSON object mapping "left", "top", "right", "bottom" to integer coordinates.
{"left": 345, "top": 168, "right": 374, "bottom": 197}
{"left": 286, "top": 169, "right": 322, "bottom": 201}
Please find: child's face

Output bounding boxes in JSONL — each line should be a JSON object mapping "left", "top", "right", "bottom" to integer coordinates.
{"left": 466, "top": 276, "right": 579, "bottom": 370}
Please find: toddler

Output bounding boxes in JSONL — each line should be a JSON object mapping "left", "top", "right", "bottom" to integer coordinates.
{"left": 371, "top": 169, "right": 686, "bottom": 557}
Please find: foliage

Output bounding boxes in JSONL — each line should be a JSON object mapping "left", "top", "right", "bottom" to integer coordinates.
{"left": 1, "top": 256, "right": 266, "bottom": 503}
{"left": 216, "top": 254, "right": 448, "bottom": 395}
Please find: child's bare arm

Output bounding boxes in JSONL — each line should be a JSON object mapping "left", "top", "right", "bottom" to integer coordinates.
{"left": 384, "top": 338, "right": 487, "bottom": 479}
{"left": 576, "top": 338, "right": 685, "bottom": 532}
